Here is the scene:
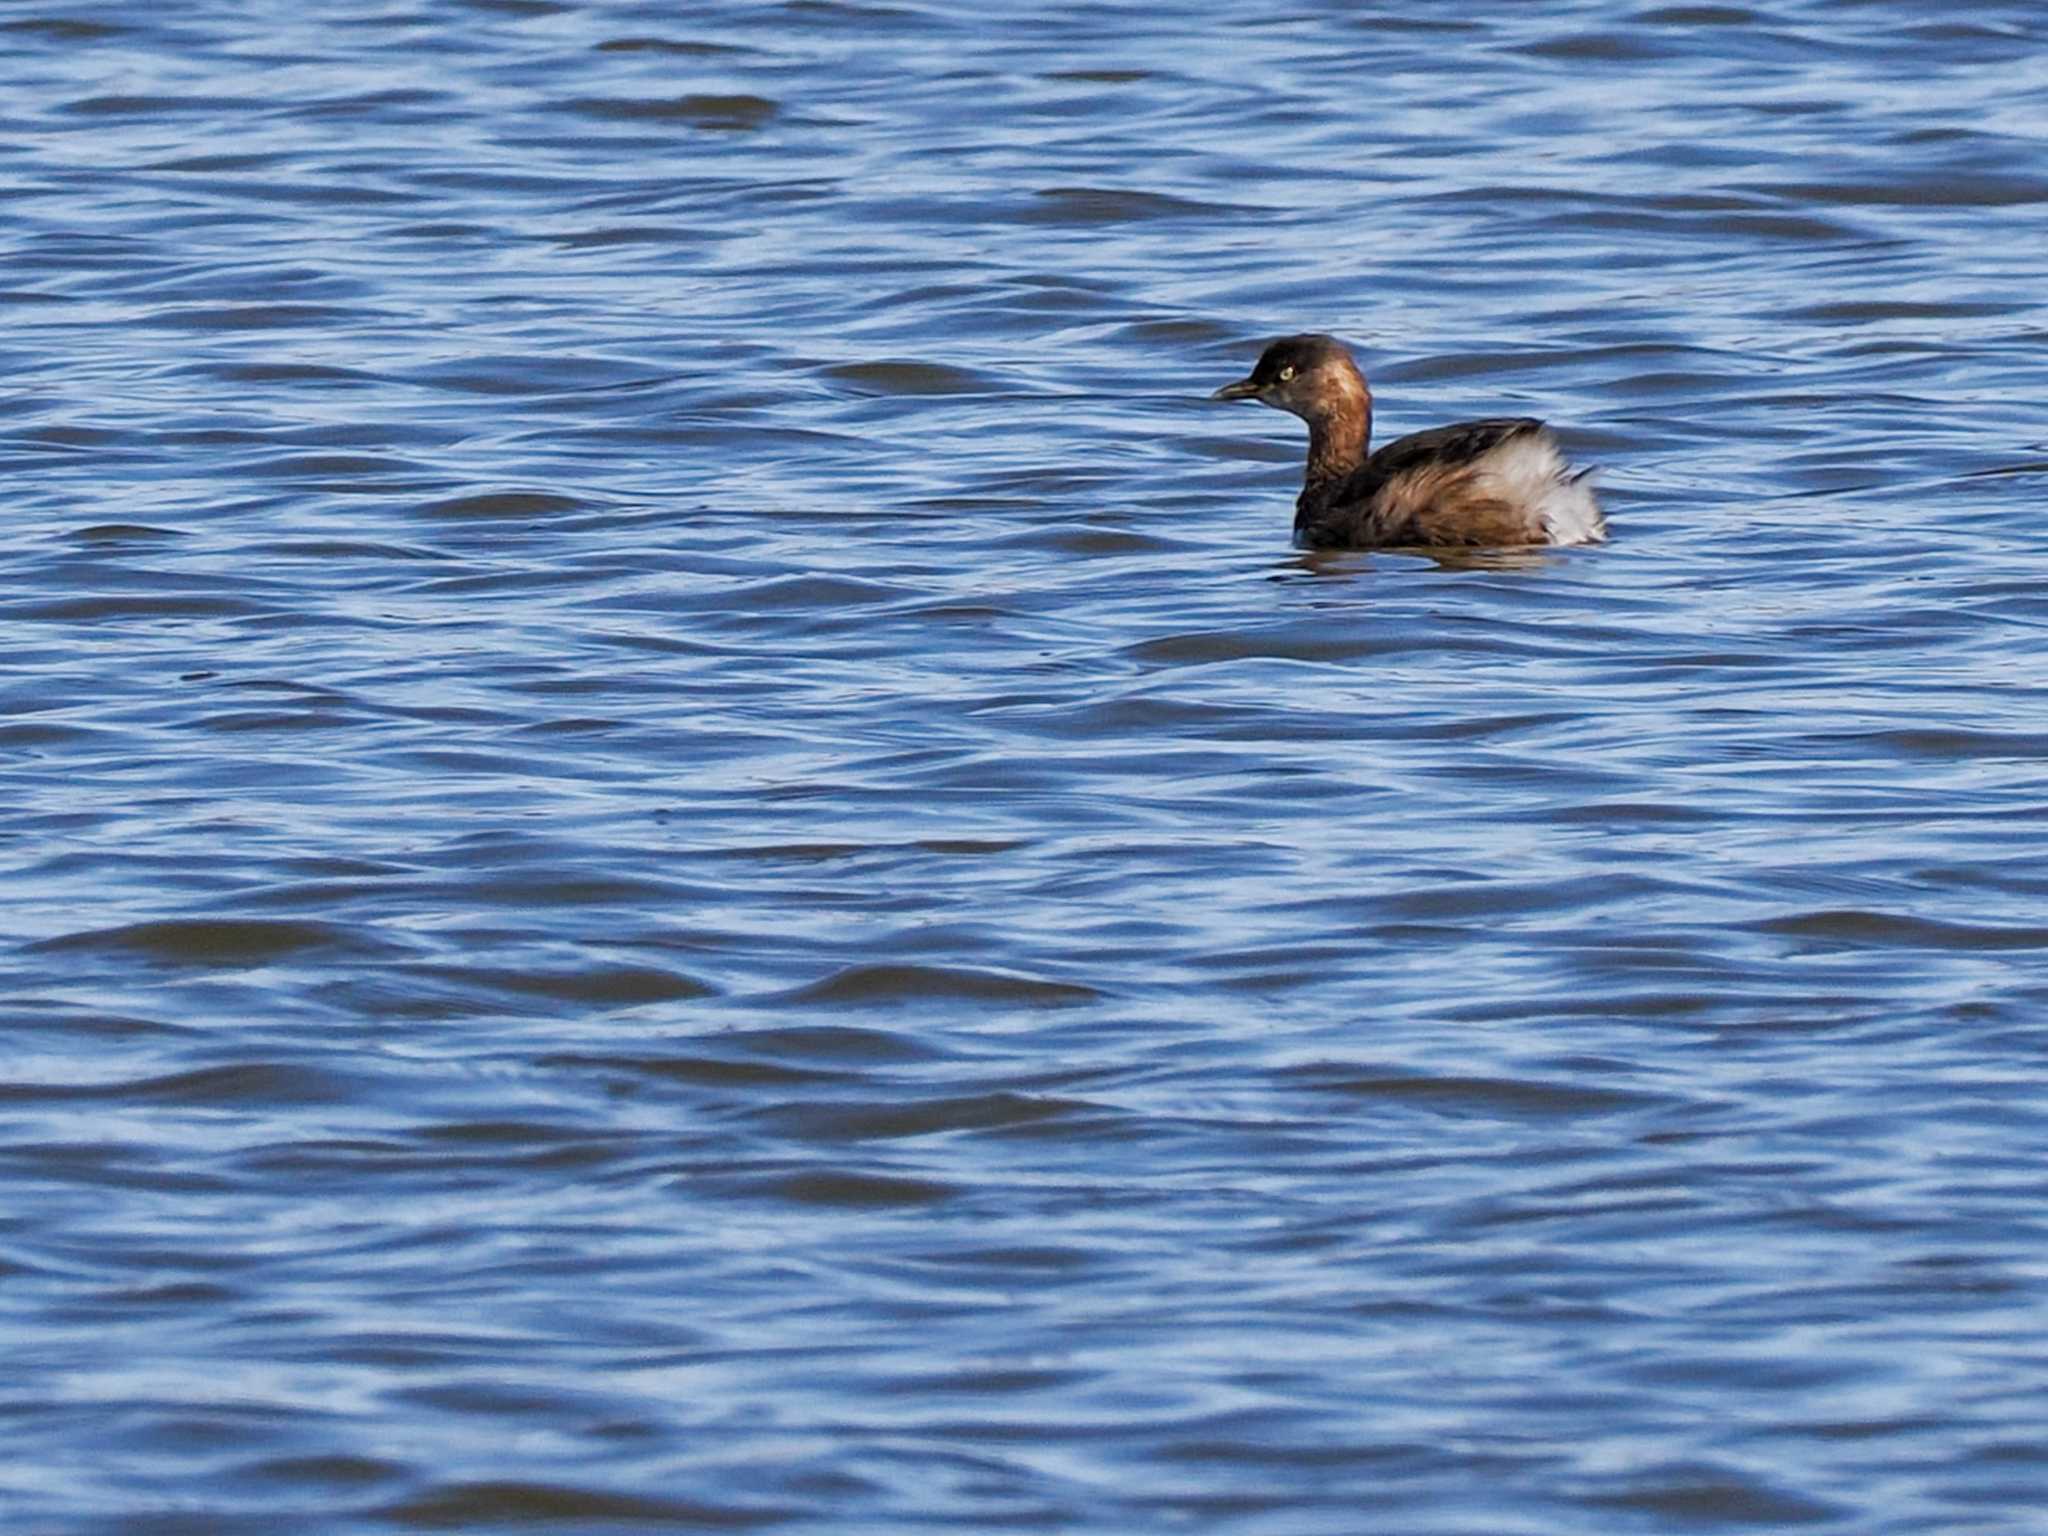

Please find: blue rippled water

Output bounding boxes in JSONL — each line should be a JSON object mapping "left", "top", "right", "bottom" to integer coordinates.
{"left": 4, "top": 3, "right": 2048, "bottom": 1531}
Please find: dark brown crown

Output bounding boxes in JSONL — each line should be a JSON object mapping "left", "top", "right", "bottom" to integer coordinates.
{"left": 1245, "top": 333, "right": 1355, "bottom": 386}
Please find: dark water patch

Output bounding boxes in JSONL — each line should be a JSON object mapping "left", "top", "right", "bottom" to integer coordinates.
{"left": 1568, "top": 206, "right": 1866, "bottom": 243}
{"left": 231, "top": 1136, "right": 418, "bottom": 1175}
{"left": 1382, "top": 348, "right": 1585, "bottom": 385}
{"left": 0, "top": 1062, "right": 359, "bottom": 1107}
{"left": 0, "top": 720, "right": 110, "bottom": 751}
{"left": 595, "top": 36, "right": 759, "bottom": 56}
{"left": 878, "top": 1363, "right": 1090, "bottom": 1397}
{"left": 1749, "top": 174, "right": 2048, "bottom": 207}
{"left": 244, "top": 1128, "right": 635, "bottom": 1180}
{"left": 706, "top": 840, "right": 913, "bottom": 864}
{"left": 1960, "top": 458, "right": 2048, "bottom": 481}
{"left": 1707, "top": 211, "right": 1870, "bottom": 242}
{"left": 776, "top": 964, "right": 1100, "bottom": 1009}
{"left": 205, "top": 362, "right": 380, "bottom": 385}
{"left": 392, "top": 1380, "right": 633, "bottom": 1422}
{"left": 94, "top": 1279, "right": 241, "bottom": 1308}
{"left": 1123, "top": 628, "right": 1404, "bottom": 667}
{"left": 30, "top": 918, "right": 400, "bottom": 968}
{"left": 1828, "top": 726, "right": 2048, "bottom": 760}
{"left": 382, "top": 1481, "right": 788, "bottom": 1528}
{"left": 4, "top": 590, "right": 271, "bottom": 623}
{"left": 540, "top": 1051, "right": 850, "bottom": 1089}
{"left": 143, "top": 152, "right": 291, "bottom": 174}
{"left": 194, "top": 708, "right": 377, "bottom": 734}
{"left": 511, "top": 714, "right": 624, "bottom": 736}
{"left": 1018, "top": 187, "right": 1239, "bottom": 225}
{"left": 408, "top": 356, "right": 651, "bottom": 397}
{"left": 235, "top": 452, "right": 425, "bottom": 480}
{"left": 249, "top": 538, "right": 446, "bottom": 561}
{"left": 914, "top": 1242, "right": 1097, "bottom": 1274}
{"left": 1582, "top": 1462, "right": 1843, "bottom": 1525}
{"left": 717, "top": 572, "right": 917, "bottom": 612}
{"left": 1290, "top": 1067, "right": 1662, "bottom": 1120}
{"left": 15, "top": 424, "right": 132, "bottom": 449}
{"left": 1783, "top": 298, "right": 2011, "bottom": 323}
{"left": 555, "top": 223, "right": 712, "bottom": 249}
{"left": 568, "top": 93, "right": 781, "bottom": 130}
{"left": 1550, "top": 798, "right": 1724, "bottom": 827}
{"left": 416, "top": 962, "right": 715, "bottom": 1007}
{"left": 1520, "top": 29, "right": 1670, "bottom": 61}
{"left": 424, "top": 870, "right": 692, "bottom": 909}
{"left": 1754, "top": 910, "right": 2048, "bottom": 951}
{"left": 0, "top": 1141, "right": 235, "bottom": 1194}
{"left": 65, "top": 523, "right": 186, "bottom": 544}
{"left": 385, "top": 221, "right": 495, "bottom": 241}
{"left": 1633, "top": 5, "right": 1761, "bottom": 21}
{"left": 63, "top": 93, "right": 245, "bottom": 116}
{"left": 420, "top": 1119, "right": 609, "bottom": 1149}
{"left": 417, "top": 491, "right": 585, "bottom": 519}
{"left": 2, "top": 16, "right": 129, "bottom": 39}
{"left": 240, "top": 1453, "right": 407, "bottom": 1492}
{"left": 765, "top": 1091, "right": 1095, "bottom": 1143}
{"left": 743, "top": 1168, "right": 958, "bottom": 1208}
{"left": 820, "top": 359, "right": 1006, "bottom": 396}
{"left": 726, "top": 1025, "right": 946, "bottom": 1066}
{"left": 0, "top": 1000, "right": 190, "bottom": 1038}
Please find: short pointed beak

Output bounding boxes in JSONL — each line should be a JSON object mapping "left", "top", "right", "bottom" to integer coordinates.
{"left": 1210, "top": 378, "right": 1261, "bottom": 402}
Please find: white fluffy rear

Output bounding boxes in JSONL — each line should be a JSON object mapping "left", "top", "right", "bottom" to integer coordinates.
{"left": 1485, "top": 432, "right": 1605, "bottom": 545}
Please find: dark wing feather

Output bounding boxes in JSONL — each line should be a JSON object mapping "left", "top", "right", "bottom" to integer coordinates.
{"left": 1363, "top": 417, "right": 1545, "bottom": 480}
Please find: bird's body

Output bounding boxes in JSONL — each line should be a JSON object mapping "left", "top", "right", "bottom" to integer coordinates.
{"left": 1211, "top": 334, "right": 1604, "bottom": 550}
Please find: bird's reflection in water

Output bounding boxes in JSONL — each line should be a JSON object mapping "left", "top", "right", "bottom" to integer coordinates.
{"left": 1270, "top": 543, "right": 1565, "bottom": 581}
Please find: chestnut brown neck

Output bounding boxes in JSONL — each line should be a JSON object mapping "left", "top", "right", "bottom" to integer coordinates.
{"left": 1304, "top": 375, "right": 1373, "bottom": 490}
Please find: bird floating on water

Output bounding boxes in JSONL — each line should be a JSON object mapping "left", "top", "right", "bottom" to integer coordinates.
{"left": 1211, "top": 334, "right": 1604, "bottom": 550}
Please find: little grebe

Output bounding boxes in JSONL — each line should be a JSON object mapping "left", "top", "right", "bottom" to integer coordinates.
{"left": 1212, "top": 334, "right": 1604, "bottom": 549}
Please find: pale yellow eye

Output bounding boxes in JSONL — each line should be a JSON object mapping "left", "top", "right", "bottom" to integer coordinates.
{"left": 1278, "top": 365, "right": 1295, "bottom": 382}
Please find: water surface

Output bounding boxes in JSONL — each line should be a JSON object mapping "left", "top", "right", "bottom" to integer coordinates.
{"left": 4, "top": 3, "right": 2048, "bottom": 1531}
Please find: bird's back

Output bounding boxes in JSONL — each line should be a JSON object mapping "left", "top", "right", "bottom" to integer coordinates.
{"left": 1297, "top": 418, "right": 1603, "bottom": 549}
